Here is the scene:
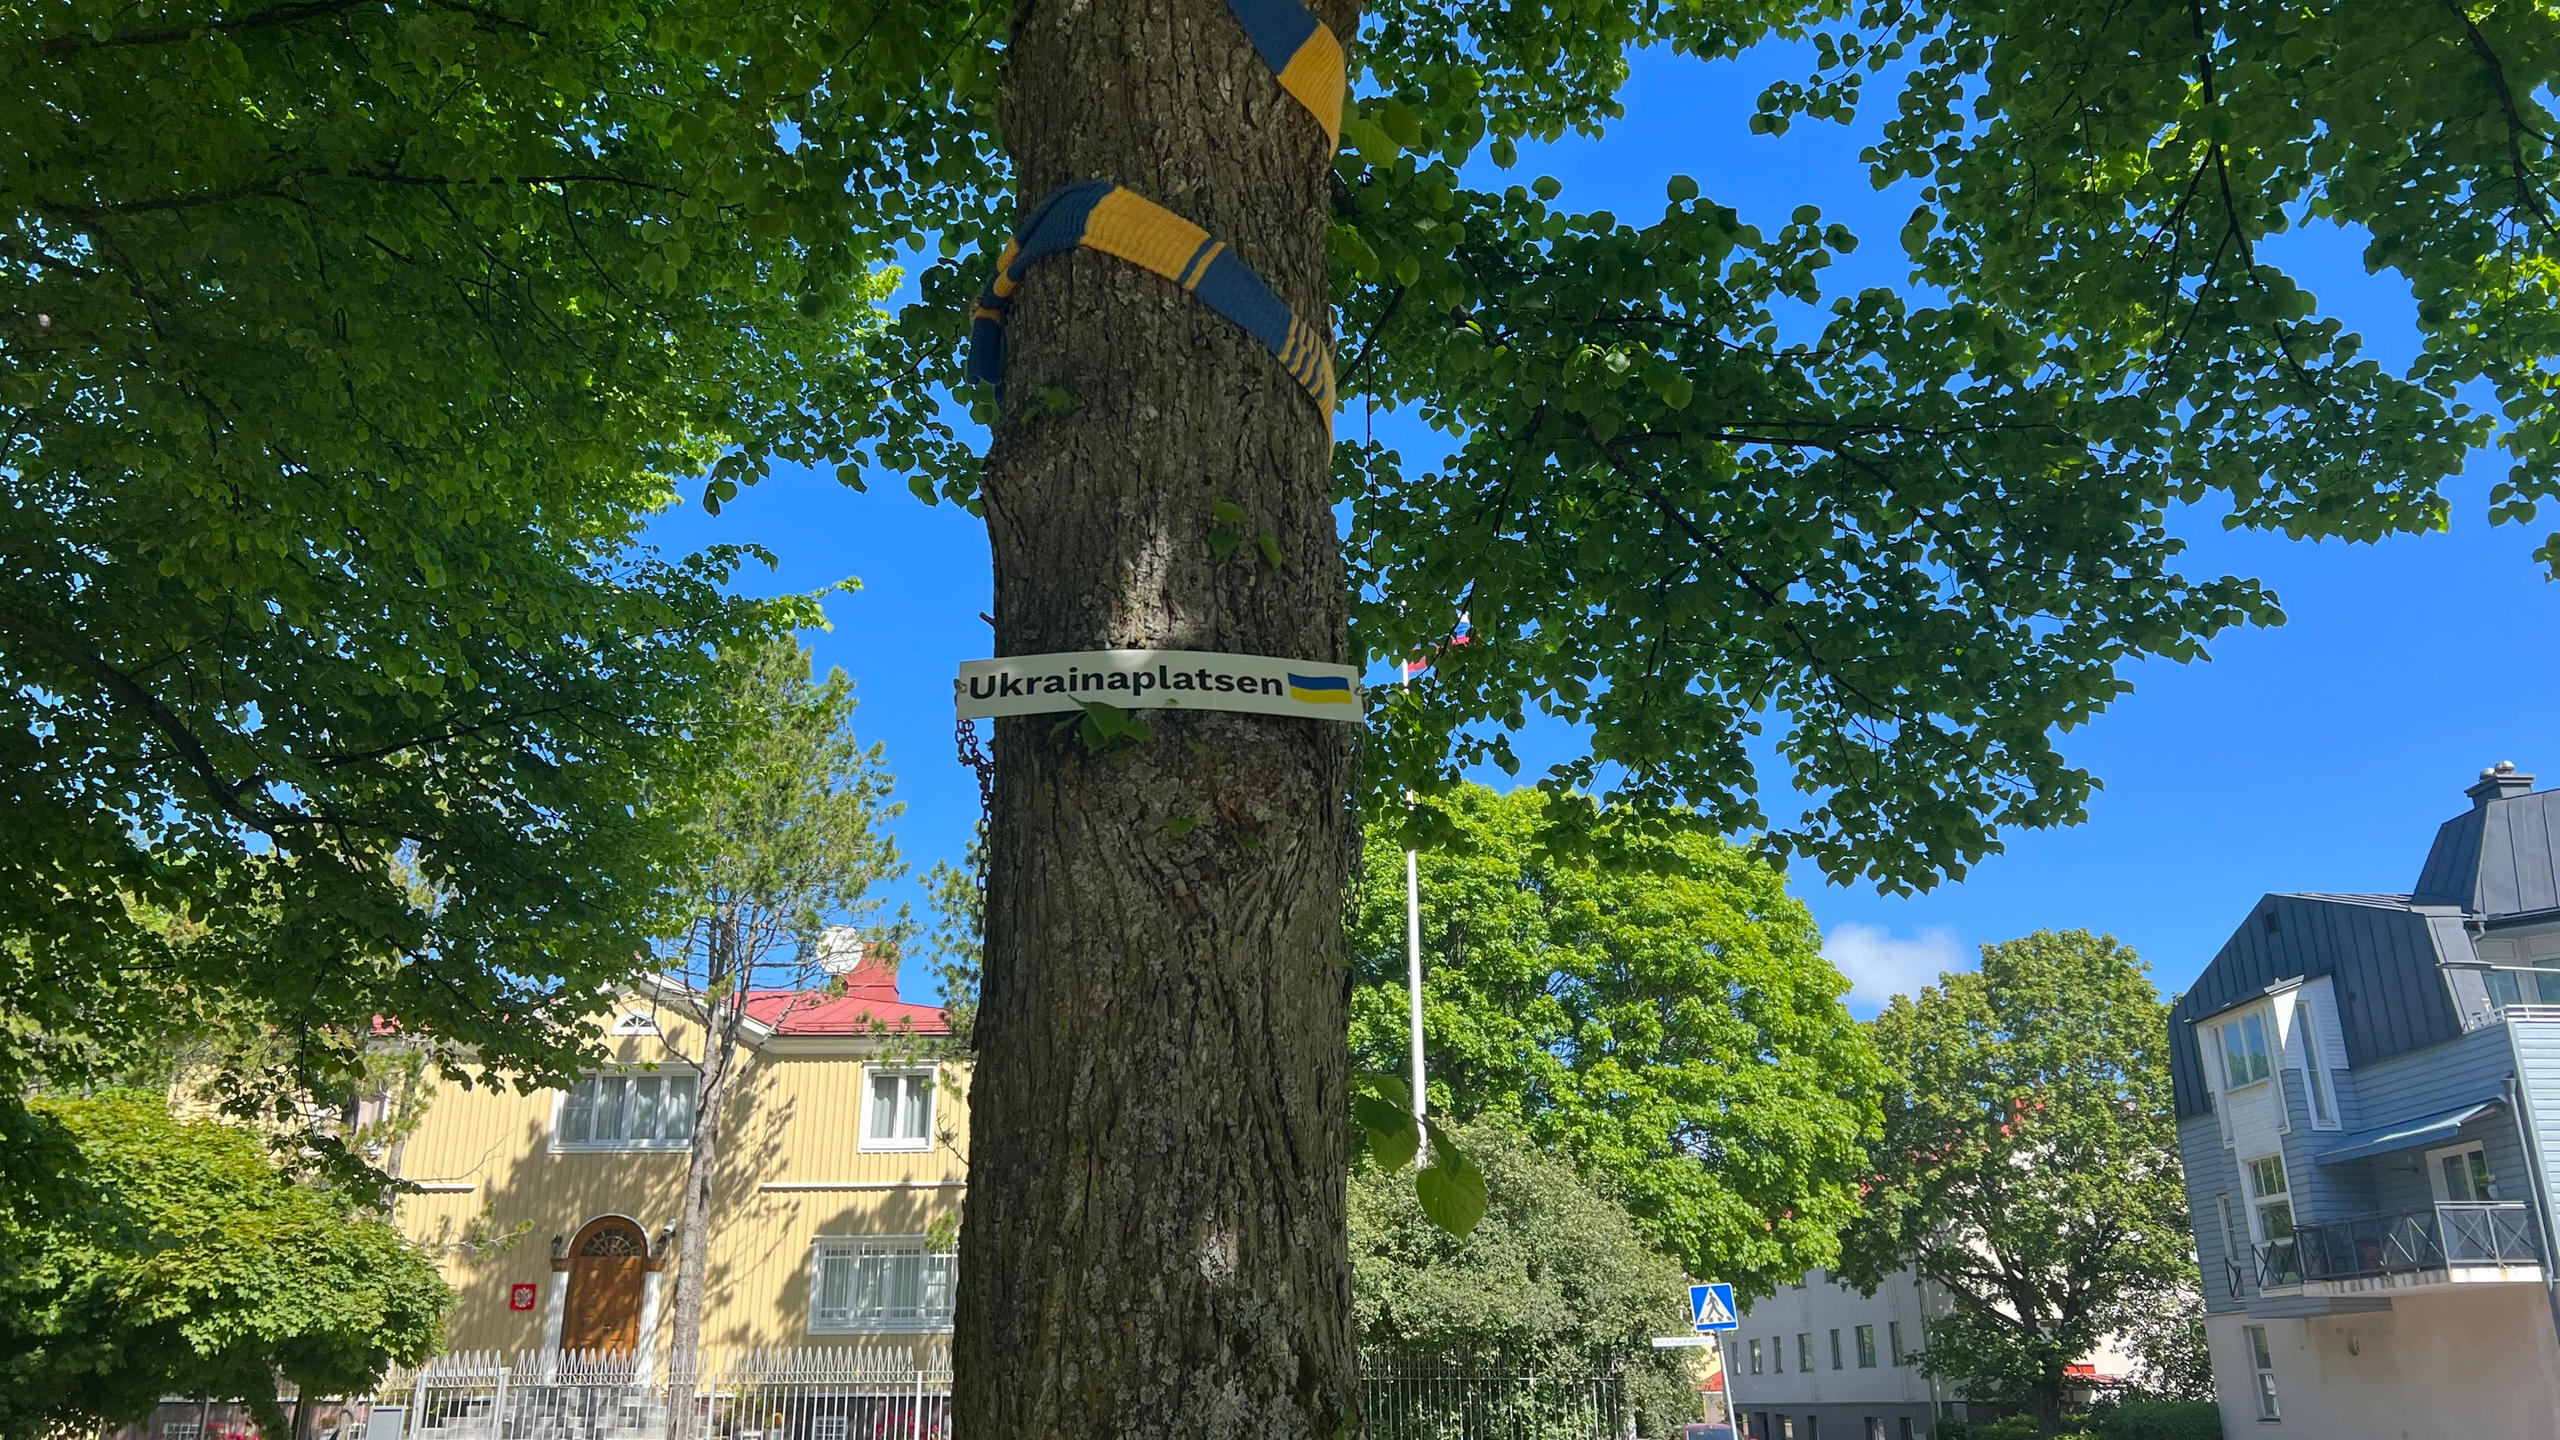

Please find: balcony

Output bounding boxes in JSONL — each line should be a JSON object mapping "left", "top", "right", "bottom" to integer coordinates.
{"left": 2269, "top": 1203, "right": 2544, "bottom": 1297}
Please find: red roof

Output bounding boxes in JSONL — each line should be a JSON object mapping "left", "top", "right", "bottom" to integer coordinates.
{"left": 742, "top": 961, "right": 950, "bottom": 1037}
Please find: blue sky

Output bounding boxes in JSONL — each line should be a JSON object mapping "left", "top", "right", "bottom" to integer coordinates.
{"left": 647, "top": 41, "right": 2560, "bottom": 1017}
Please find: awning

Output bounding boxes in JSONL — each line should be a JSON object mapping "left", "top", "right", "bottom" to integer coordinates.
{"left": 2315, "top": 1099, "right": 2503, "bottom": 1166}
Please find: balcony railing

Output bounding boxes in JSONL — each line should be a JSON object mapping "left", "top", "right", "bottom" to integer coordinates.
{"left": 2290, "top": 1203, "right": 2542, "bottom": 1284}
{"left": 2254, "top": 1237, "right": 2302, "bottom": 1290}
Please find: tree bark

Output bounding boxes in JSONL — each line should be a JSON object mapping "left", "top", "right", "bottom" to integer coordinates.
{"left": 954, "top": 0, "right": 1359, "bottom": 1431}
{"left": 668, "top": 983, "right": 742, "bottom": 1365}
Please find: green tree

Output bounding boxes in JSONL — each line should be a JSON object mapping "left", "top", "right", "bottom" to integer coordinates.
{"left": 0, "top": 1093, "right": 448, "bottom": 1440}
{"left": 1, "top": 0, "right": 888, "bottom": 1142}
{"left": 20, "top": 1, "right": 2535, "bottom": 1430}
{"left": 1765, "top": 0, "right": 2560, "bottom": 561}
{"left": 1350, "top": 1117, "right": 1699, "bottom": 1432}
{"left": 918, "top": 840, "right": 984, "bottom": 1054}
{"left": 1350, "top": 784, "right": 1882, "bottom": 1297}
{"left": 656, "top": 637, "right": 907, "bottom": 1363}
{"left": 1837, "top": 931, "right": 2191, "bottom": 1435}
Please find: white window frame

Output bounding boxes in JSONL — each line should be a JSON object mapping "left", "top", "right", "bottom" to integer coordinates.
{"left": 2427, "top": 1141, "right": 2498, "bottom": 1203}
{"left": 2244, "top": 1153, "right": 2293, "bottom": 1244}
{"left": 2294, "top": 1002, "right": 2338, "bottom": 1130}
{"left": 859, "top": 1065, "right": 938, "bottom": 1152}
{"left": 2215, "top": 1011, "right": 2274, "bottom": 1093}
{"left": 2243, "top": 1324, "right": 2279, "bottom": 1420}
{"left": 550, "top": 1068, "right": 697, "bottom": 1152}
{"left": 1855, "top": 1323, "right": 1877, "bottom": 1368}
{"left": 807, "top": 1235, "right": 957, "bottom": 1334}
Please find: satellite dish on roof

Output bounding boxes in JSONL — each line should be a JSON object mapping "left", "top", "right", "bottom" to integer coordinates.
{"left": 815, "top": 926, "right": 867, "bottom": 976}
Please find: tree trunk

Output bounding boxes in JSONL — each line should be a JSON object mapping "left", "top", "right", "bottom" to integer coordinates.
{"left": 954, "top": 0, "right": 1359, "bottom": 1431}
{"left": 668, "top": 992, "right": 741, "bottom": 1364}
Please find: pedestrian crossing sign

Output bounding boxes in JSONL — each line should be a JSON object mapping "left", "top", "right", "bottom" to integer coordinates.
{"left": 1689, "top": 1282, "right": 1738, "bottom": 1332}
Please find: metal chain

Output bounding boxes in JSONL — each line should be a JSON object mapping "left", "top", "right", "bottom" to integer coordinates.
{"left": 955, "top": 714, "right": 994, "bottom": 822}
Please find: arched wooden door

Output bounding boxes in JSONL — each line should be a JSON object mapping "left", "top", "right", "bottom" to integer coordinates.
{"left": 562, "top": 1217, "right": 648, "bottom": 1354}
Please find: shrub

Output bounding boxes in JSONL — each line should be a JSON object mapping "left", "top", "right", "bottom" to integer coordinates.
{"left": 2084, "top": 1399, "right": 2222, "bottom": 1440}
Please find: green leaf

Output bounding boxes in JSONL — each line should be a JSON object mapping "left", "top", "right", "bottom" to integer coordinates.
{"left": 1352, "top": 1092, "right": 1421, "bottom": 1170}
{"left": 1415, "top": 1136, "right": 1488, "bottom": 1237}
{"left": 1376, "top": 97, "right": 1426, "bottom": 152}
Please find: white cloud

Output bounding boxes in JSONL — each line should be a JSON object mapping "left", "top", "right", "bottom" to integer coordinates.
{"left": 1823, "top": 923, "right": 1971, "bottom": 1014}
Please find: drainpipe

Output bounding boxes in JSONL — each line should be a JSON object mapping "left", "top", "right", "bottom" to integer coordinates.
{"left": 2500, "top": 1070, "right": 2560, "bottom": 1357}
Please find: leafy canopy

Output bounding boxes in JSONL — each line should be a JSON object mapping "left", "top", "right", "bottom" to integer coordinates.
{"left": 1766, "top": 0, "right": 2560, "bottom": 557}
{"left": 1349, "top": 784, "right": 1883, "bottom": 1296}
{"left": 0, "top": 1094, "right": 448, "bottom": 1440}
{"left": 874, "top": 0, "right": 2499, "bottom": 895}
{"left": 1835, "top": 930, "right": 2192, "bottom": 1428}
{"left": 0, "top": 0, "right": 957, "bottom": 1115}
{"left": 17, "top": 0, "right": 2550, "bottom": 1166}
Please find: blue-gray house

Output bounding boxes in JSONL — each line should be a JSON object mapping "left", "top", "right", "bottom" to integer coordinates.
{"left": 2176, "top": 763, "right": 2560, "bottom": 1438}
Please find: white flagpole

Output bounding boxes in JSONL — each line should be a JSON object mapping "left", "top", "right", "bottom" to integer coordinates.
{"left": 1403, "top": 658, "right": 1426, "bottom": 1124}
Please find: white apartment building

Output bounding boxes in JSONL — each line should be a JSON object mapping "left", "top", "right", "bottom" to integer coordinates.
{"left": 1725, "top": 1268, "right": 1950, "bottom": 1440}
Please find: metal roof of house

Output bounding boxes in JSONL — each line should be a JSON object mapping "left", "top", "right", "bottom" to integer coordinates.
{"left": 742, "top": 958, "right": 951, "bottom": 1037}
{"left": 2170, "top": 767, "right": 2560, "bottom": 1119}
{"left": 2411, "top": 769, "right": 2560, "bottom": 919}
{"left": 2168, "top": 891, "right": 2470, "bottom": 1119}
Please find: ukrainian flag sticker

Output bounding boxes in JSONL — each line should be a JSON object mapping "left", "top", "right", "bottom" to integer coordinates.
{"left": 1287, "top": 673, "right": 1355, "bottom": 705}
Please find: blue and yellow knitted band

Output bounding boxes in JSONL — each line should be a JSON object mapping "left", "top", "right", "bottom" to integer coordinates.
{"left": 966, "top": 0, "right": 1343, "bottom": 434}
{"left": 967, "top": 181, "right": 1338, "bottom": 428}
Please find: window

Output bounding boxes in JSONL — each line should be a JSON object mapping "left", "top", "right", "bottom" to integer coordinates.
{"left": 2295, "top": 1005, "right": 2336, "bottom": 1128}
{"left": 862, "top": 1067, "right": 935, "bottom": 1151}
{"left": 2430, "top": 1142, "right": 2498, "bottom": 1203}
{"left": 1856, "top": 1323, "right": 1877, "bottom": 1367}
{"left": 2218, "top": 1013, "right": 2273, "bottom": 1090}
{"left": 1889, "top": 1320, "right": 1906, "bottom": 1365}
{"left": 2247, "top": 1155, "right": 2296, "bottom": 1285}
{"left": 1900, "top": 1422, "right": 1916, "bottom": 1440}
{"left": 1866, "top": 1422, "right": 1887, "bottom": 1440}
{"left": 1749, "top": 1338, "right": 1764, "bottom": 1374}
{"left": 1780, "top": 1418, "right": 1796, "bottom": 1440}
{"left": 1797, "top": 1332, "right": 1813, "bottom": 1371}
{"left": 556, "top": 1071, "right": 696, "bottom": 1149}
{"left": 810, "top": 1237, "right": 956, "bottom": 1332}
{"left": 2244, "top": 1325, "right": 2279, "bottom": 1420}
{"left": 1755, "top": 1415, "right": 1771, "bottom": 1440}
{"left": 1830, "top": 1328, "right": 1844, "bottom": 1369}
{"left": 1806, "top": 1419, "right": 1819, "bottom": 1440}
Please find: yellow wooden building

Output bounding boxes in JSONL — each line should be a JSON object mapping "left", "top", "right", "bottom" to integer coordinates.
{"left": 388, "top": 954, "right": 963, "bottom": 1356}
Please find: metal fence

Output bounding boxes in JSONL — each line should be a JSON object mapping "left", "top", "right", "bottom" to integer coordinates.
{"left": 118, "top": 1352, "right": 1629, "bottom": 1440}
{"left": 1359, "top": 1362, "right": 1625, "bottom": 1440}
{"left": 374, "top": 1347, "right": 949, "bottom": 1440}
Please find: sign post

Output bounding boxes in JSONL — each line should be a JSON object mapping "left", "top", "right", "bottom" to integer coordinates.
{"left": 1691, "top": 1284, "right": 1740, "bottom": 1434}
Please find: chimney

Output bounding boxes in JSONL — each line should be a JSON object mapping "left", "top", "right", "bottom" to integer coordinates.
{"left": 2467, "top": 760, "right": 2535, "bottom": 810}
